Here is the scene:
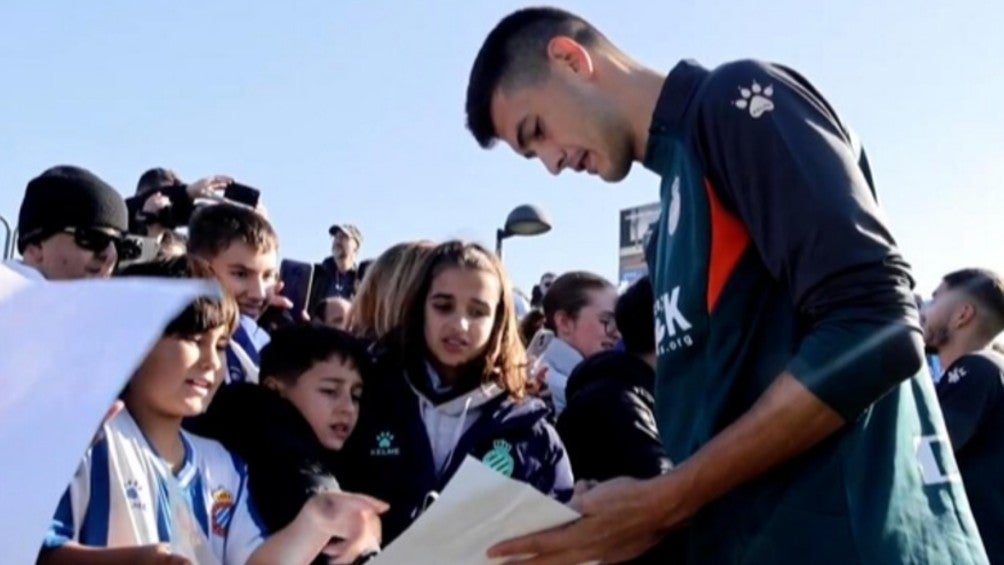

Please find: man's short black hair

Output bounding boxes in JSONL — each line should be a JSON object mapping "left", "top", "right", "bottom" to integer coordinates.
{"left": 260, "top": 325, "right": 373, "bottom": 385}
{"left": 943, "top": 268, "right": 1004, "bottom": 337}
{"left": 466, "top": 7, "right": 606, "bottom": 148}
{"left": 616, "top": 276, "right": 655, "bottom": 355}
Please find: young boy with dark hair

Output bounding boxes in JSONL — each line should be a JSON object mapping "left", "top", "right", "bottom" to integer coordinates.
{"left": 192, "top": 324, "right": 381, "bottom": 564}
{"left": 188, "top": 203, "right": 283, "bottom": 384}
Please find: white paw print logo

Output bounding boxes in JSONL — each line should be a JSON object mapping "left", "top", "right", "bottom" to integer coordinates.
{"left": 733, "top": 81, "right": 775, "bottom": 118}
{"left": 947, "top": 366, "right": 967, "bottom": 384}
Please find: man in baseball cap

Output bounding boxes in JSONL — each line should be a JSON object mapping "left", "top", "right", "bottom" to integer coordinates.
{"left": 12, "top": 165, "right": 133, "bottom": 281}
{"left": 318, "top": 223, "right": 363, "bottom": 299}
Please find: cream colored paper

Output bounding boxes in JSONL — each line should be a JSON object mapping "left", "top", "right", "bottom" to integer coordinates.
{"left": 371, "top": 456, "right": 580, "bottom": 565}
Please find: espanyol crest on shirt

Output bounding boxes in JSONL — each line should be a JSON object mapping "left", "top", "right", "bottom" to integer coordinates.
{"left": 482, "top": 439, "right": 515, "bottom": 477}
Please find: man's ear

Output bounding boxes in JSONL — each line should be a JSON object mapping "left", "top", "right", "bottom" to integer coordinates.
{"left": 21, "top": 240, "right": 44, "bottom": 266}
{"left": 546, "top": 36, "right": 595, "bottom": 78}
{"left": 953, "top": 301, "right": 977, "bottom": 330}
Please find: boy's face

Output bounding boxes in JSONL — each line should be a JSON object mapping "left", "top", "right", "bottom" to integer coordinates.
{"left": 271, "top": 355, "right": 362, "bottom": 451}
{"left": 322, "top": 297, "right": 352, "bottom": 330}
{"left": 128, "top": 327, "right": 229, "bottom": 418}
{"left": 207, "top": 242, "right": 279, "bottom": 319}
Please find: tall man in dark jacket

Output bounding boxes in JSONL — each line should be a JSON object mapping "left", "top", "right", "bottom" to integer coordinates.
{"left": 468, "top": 7, "right": 986, "bottom": 564}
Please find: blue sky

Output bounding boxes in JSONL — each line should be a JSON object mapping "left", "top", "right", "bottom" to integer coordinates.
{"left": 1, "top": 0, "right": 1002, "bottom": 296}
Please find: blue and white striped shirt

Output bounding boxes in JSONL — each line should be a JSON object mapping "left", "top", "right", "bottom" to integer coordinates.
{"left": 43, "top": 410, "right": 266, "bottom": 564}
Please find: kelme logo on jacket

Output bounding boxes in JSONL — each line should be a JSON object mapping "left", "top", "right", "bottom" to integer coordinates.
{"left": 482, "top": 439, "right": 515, "bottom": 477}
{"left": 370, "top": 430, "right": 401, "bottom": 457}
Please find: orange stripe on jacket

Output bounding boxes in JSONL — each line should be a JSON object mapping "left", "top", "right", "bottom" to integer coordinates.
{"left": 705, "top": 179, "right": 750, "bottom": 313}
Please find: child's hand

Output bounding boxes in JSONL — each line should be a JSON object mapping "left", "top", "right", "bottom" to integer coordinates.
{"left": 136, "top": 543, "right": 192, "bottom": 565}
{"left": 305, "top": 492, "right": 387, "bottom": 564}
{"left": 525, "top": 363, "right": 549, "bottom": 397}
{"left": 265, "top": 281, "right": 310, "bottom": 322}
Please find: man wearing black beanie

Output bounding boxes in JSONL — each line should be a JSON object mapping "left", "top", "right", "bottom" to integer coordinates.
{"left": 9, "top": 165, "right": 130, "bottom": 281}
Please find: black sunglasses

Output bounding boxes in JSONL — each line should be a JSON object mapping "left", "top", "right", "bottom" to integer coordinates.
{"left": 62, "top": 227, "right": 141, "bottom": 261}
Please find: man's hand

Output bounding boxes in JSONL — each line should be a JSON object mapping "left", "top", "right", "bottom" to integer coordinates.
{"left": 488, "top": 475, "right": 693, "bottom": 565}
{"left": 142, "top": 192, "right": 172, "bottom": 214}
{"left": 186, "top": 175, "right": 232, "bottom": 199}
{"left": 489, "top": 373, "right": 846, "bottom": 564}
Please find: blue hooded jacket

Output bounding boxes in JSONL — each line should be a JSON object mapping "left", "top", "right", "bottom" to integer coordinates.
{"left": 339, "top": 355, "right": 574, "bottom": 545}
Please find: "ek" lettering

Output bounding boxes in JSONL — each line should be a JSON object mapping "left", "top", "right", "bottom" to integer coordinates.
{"left": 659, "top": 286, "right": 692, "bottom": 338}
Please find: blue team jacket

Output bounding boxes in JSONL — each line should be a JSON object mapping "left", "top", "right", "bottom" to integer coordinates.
{"left": 338, "top": 357, "right": 574, "bottom": 545}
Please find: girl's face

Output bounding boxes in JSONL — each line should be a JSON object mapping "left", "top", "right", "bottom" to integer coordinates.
{"left": 423, "top": 266, "right": 501, "bottom": 382}
{"left": 557, "top": 286, "right": 620, "bottom": 357}
{"left": 128, "top": 327, "right": 230, "bottom": 419}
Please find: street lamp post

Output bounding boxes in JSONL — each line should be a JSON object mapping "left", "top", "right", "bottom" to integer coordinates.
{"left": 495, "top": 204, "right": 552, "bottom": 258}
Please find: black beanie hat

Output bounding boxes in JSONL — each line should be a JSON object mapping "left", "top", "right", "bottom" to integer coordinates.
{"left": 17, "top": 165, "right": 128, "bottom": 253}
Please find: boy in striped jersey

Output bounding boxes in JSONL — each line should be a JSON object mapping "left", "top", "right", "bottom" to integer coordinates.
{"left": 40, "top": 259, "right": 385, "bottom": 565}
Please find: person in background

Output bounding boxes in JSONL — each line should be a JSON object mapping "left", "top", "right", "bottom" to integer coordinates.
{"left": 918, "top": 292, "right": 944, "bottom": 381}
{"left": 923, "top": 268, "right": 1004, "bottom": 563}
{"left": 519, "top": 309, "right": 546, "bottom": 347}
{"left": 156, "top": 230, "right": 188, "bottom": 261}
{"left": 126, "top": 168, "right": 231, "bottom": 239}
{"left": 316, "top": 224, "right": 364, "bottom": 300}
{"left": 340, "top": 241, "right": 573, "bottom": 545}
{"left": 530, "top": 271, "right": 556, "bottom": 309}
{"left": 348, "top": 240, "right": 437, "bottom": 340}
{"left": 357, "top": 258, "right": 373, "bottom": 284}
{"left": 10, "top": 165, "right": 132, "bottom": 282}
{"left": 538, "top": 271, "right": 620, "bottom": 417}
{"left": 558, "top": 276, "right": 678, "bottom": 564}
{"left": 558, "top": 276, "right": 669, "bottom": 480}
{"left": 513, "top": 287, "right": 532, "bottom": 319}
{"left": 188, "top": 203, "right": 285, "bottom": 384}
{"left": 315, "top": 296, "right": 352, "bottom": 330}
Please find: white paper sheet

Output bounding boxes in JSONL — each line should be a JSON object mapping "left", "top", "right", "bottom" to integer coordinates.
{"left": 0, "top": 273, "right": 217, "bottom": 564}
{"left": 371, "top": 456, "right": 580, "bottom": 565}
